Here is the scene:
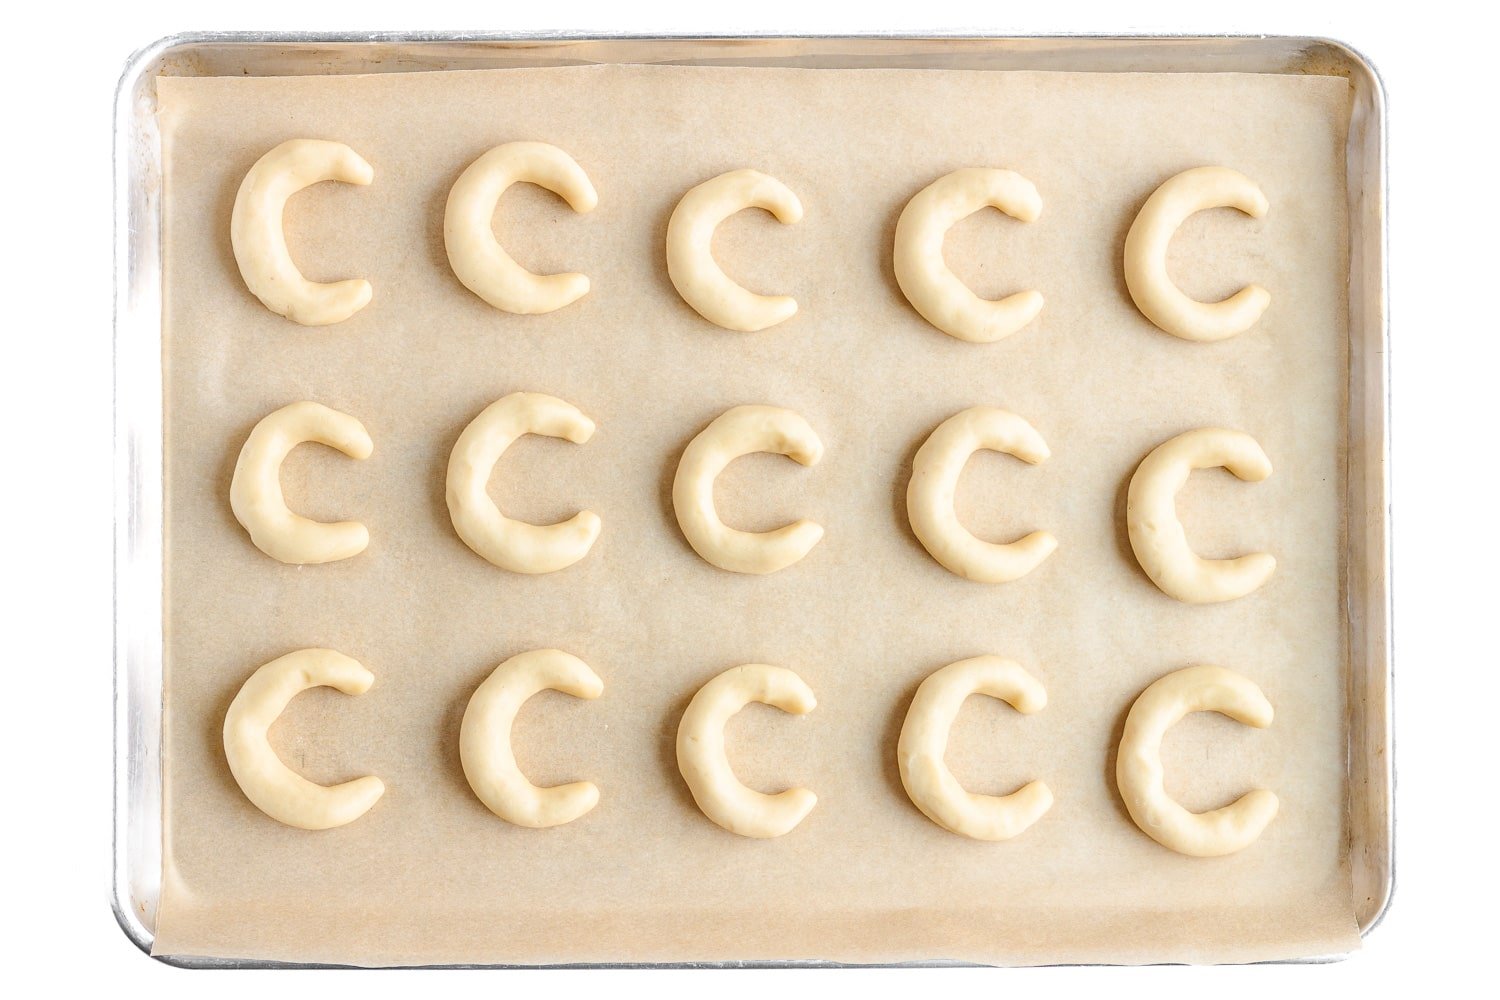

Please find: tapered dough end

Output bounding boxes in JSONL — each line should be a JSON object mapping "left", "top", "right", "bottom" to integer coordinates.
{"left": 721, "top": 294, "right": 797, "bottom": 333}
{"left": 569, "top": 183, "right": 600, "bottom": 215}
{"left": 1010, "top": 288, "right": 1045, "bottom": 324}
{"left": 564, "top": 670, "right": 606, "bottom": 703}
{"left": 780, "top": 686, "right": 818, "bottom": 716}
{"left": 563, "top": 414, "right": 598, "bottom": 445}
{"left": 346, "top": 774, "right": 387, "bottom": 810}
{"left": 1241, "top": 187, "right": 1270, "bottom": 218}
{"left": 764, "top": 295, "right": 799, "bottom": 327}
{"left": 296, "top": 774, "right": 385, "bottom": 831}
{"left": 334, "top": 522, "right": 372, "bottom": 562}
{"left": 786, "top": 430, "right": 823, "bottom": 466}
{"left": 772, "top": 197, "right": 804, "bottom": 225}
{"left": 285, "top": 278, "right": 373, "bottom": 327}
{"left": 1235, "top": 283, "right": 1272, "bottom": 320}
{"left": 320, "top": 655, "right": 376, "bottom": 696}
{"left": 1240, "top": 788, "right": 1280, "bottom": 827}
{"left": 539, "top": 781, "right": 600, "bottom": 827}
{"left": 335, "top": 148, "right": 375, "bottom": 187}
{"left": 998, "top": 530, "right": 1058, "bottom": 581}
{"left": 1232, "top": 681, "right": 1277, "bottom": 730}
{"left": 1237, "top": 551, "right": 1278, "bottom": 595}
{"left": 951, "top": 288, "right": 1044, "bottom": 344}
{"left": 768, "top": 786, "right": 818, "bottom": 835}
{"left": 552, "top": 272, "right": 591, "bottom": 311}
{"left": 1184, "top": 788, "right": 1279, "bottom": 857}
{"left": 571, "top": 510, "right": 604, "bottom": 549}
{"left": 339, "top": 422, "right": 376, "bottom": 462}
{"left": 1010, "top": 681, "right": 1049, "bottom": 715}
{"left": 757, "top": 519, "right": 824, "bottom": 575}
{"left": 1004, "top": 779, "right": 1056, "bottom": 835}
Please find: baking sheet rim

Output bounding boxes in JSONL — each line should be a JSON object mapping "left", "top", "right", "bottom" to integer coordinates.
{"left": 111, "top": 30, "right": 1392, "bottom": 967}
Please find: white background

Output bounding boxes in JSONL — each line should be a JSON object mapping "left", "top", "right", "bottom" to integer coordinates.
{"left": 4, "top": 0, "right": 1491, "bottom": 995}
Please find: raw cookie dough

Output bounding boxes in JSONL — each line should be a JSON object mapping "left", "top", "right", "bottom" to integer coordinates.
{"left": 222, "top": 648, "right": 385, "bottom": 831}
{"left": 893, "top": 168, "right": 1044, "bottom": 343}
{"left": 460, "top": 649, "right": 604, "bottom": 829}
{"left": 672, "top": 405, "right": 824, "bottom": 574}
{"left": 1127, "top": 427, "right": 1276, "bottom": 604}
{"left": 230, "top": 138, "right": 374, "bottom": 326}
{"left": 906, "top": 406, "right": 1057, "bottom": 583}
{"left": 676, "top": 664, "right": 818, "bottom": 838}
{"left": 229, "top": 400, "right": 373, "bottom": 565}
{"left": 446, "top": 392, "right": 600, "bottom": 574}
{"left": 1115, "top": 664, "right": 1279, "bottom": 857}
{"left": 898, "top": 656, "right": 1053, "bottom": 841}
{"left": 1123, "top": 166, "right": 1271, "bottom": 342}
{"left": 444, "top": 141, "right": 599, "bottom": 314}
{"left": 666, "top": 169, "right": 803, "bottom": 332}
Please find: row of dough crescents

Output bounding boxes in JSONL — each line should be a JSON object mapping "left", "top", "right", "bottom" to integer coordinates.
{"left": 225, "top": 647, "right": 1279, "bottom": 856}
{"left": 232, "top": 138, "right": 1272, "bottom": 343}
{"left": 231, "top": 395, "right": 1277, "bottom": 604}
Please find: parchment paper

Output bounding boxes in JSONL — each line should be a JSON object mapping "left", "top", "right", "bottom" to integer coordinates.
{"left": 152, "top": 64, "right": 1356, "bottom": 966}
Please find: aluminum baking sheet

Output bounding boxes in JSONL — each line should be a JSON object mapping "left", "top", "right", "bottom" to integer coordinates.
{"left": 113, "top": 33, "right": 1390, "bottom": 967}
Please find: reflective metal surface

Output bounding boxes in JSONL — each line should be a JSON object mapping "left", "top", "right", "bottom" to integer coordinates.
{"left": 113, "top": 32, "right": 1390, "bottom": 967}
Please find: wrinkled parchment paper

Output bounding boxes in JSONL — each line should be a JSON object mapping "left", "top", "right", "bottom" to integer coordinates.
{"left": 152, "top": 64, "right": 1356, "bottom": 966}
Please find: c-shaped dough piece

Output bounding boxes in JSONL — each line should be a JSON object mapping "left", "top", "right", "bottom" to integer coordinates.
{"left": 229, "top": 401, "right": 373, "bottom": 565}
{"left": 446, "top": 392, "right": 599, "bottom": 574}
{"left": 1127, "top": 427, "right": 1276, "bottom": 604}
{"left": 893, "top": 168, "right": 1044, "bottom": 343}
{"left": 906, "top": 407, "right": 1057, "bottom": 583}
{"left": 677, "top": 664, "right": 817, "bottom": 838}
{"left": 1123, "top": 166, "right": 1271, "bottom": 342}
{"left": 1116, "top": 665, "right": 1279, "bottom": 856}
{"left": 223, "top": 648, "right": 385, "bottom": 831}
{"left": 672, "top": 405, "right": 824, "bottom": 574}
{"left": 460, "top": 649, "right": 604, "bottom": 828}
{"left": 898, "top": 656, "right": 1053, "bottom": 841}
{"left": 230, "top": 139, "right": 374, "bottom": 326}
{"left": 666, "top": 169, "right": 803, "bottom": 332}
{"left": 444, "top": 141, "right": 599, "bottom": 314}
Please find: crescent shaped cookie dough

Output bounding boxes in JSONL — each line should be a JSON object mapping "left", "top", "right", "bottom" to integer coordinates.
{"left": 229, "top": 401, "right": 373, "bottom": 565}
{"left": 666, "top": 169, "right": 803, "bottom": 332}
{"left": 672, "top": 405, "right": 824, "bottom": 574}
{"left": 446, "top": 392, "right": 599, "bottom": 574}
{"left": 444, "top": 141, "right": 599, "bottom": 314}
{"left": 223, "top": 648, "right": 385, "bottom": 831}
{"left": 898, "top": 656, "right": 1053, "bottom": 841}
{"left": 1123, "top": 166, "right": 1271, "bottom": 342}
{"left": 1127, "top": 427, "right": 1276, "bottom": 604}
{"left": 893, "top": 168, "right": 1044, "bottom": 343}
{"left": 676, "top": 664, "right": 818, "bottom": 838}
{"left": 230, "top": 139, "right": 374, "bottom": 326}
{"left": 906, "top": 407, "right": 1057, "bottom": 583}
{"left": 1116, "top": 665, "right": 1279, "bottom": 857}
{"left": 460, "top": 649, "right": 604, "bottom": 828}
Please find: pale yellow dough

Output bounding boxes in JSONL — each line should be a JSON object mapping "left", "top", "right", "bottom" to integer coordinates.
{"left": 906, "top": 406, "right": 1057, "bottom": 583}
{"left": 222, "top": 648, "right": 385, "bottom": 831}
{"left": 444, "top": 141, "right": 599, "bottom": 314}
{"left": 898, "top": 656, "right": 1053, "bottom": 841}
{"left": 893, "top": 168, "right": 1044, "bottom": 343}
{"left": 666, "top": 169, "right": 803, "bottom": 332}
{"left": 229, "top": 400, "right": 373, "bottom": 565}
{"left": 672, "top": 405, "right": 824, "bottom": 574}
{"left": 230, "top": 138, "right": 374, "bottom": 326}
{"left": 460, "top": 649, "right": 604, "bottom": 829}
{"left": 1123, "top": 166, "right": 1271, "bottom": 342}
{"left": 1116, "top": 665, "right": 1279, "bottom": 857}
{"left": 446, "top": 392, "right": 599, "bottom": 574}
{"left": 676, "top": 664, "right": 818, "bottom": 838}
{"left": 1127, "top": 427, "right": 1276, "bottom": 604}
